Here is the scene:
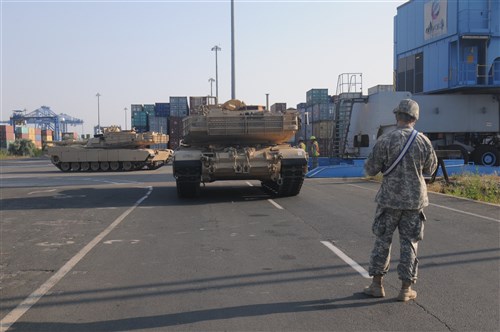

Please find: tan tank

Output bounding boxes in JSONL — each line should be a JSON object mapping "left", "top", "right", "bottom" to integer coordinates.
{"left": 48, "top": 126, "right": 174, "bottom": 172}
{"left": 173, "top": 99, "right": 308, "bottom": 198}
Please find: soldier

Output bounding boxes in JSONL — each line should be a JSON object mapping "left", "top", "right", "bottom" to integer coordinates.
{"left": 309, "top": 136, "right": 320, "bottom": 169}
{"left": 297, "top": 137, "right": 306, "bottom": 152}
{"left": 363, "top": 99, "right": 437, "bottom": 302}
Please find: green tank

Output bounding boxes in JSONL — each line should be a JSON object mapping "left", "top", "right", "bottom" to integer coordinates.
{"left": 173, "top": 99, "right": 308, "bottom": 198}
{"left": 48, "top": 127, "right": 173, "bottom": 172}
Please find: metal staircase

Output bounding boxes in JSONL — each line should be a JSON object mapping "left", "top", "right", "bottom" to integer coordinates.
{"left": 332, "top": 73, "right": 366, "bottom": 157}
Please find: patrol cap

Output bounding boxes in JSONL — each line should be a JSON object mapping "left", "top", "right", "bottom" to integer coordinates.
{"left": 393, "top": 99, "right": 419, "bottom": 120}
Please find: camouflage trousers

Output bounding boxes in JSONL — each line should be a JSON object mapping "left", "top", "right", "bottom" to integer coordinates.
{"left": 368, "top": 206, "right": 426, "bottom": 282}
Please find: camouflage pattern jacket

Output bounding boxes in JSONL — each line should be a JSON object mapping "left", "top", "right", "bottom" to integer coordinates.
{"left": 365, "top": 125, "right": 438, "bottom": 210}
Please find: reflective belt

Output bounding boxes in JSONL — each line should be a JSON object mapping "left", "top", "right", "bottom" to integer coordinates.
{"left": 383, "top": 129, "right": 418, "bottom": 176}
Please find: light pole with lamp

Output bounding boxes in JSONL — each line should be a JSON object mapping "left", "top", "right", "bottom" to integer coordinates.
{"left": 208, "top": 78, "right": 215, "bottom": 97}
{"left": 96, "top": 92, "right": 101, "bottom": 133}
{"left": 230, "top": 0, "right": 235, "bottom": 99}
{"left": 211, "top": 45, "right": 221, "bottom": 102}
{"left": 124, "top": 107, "right": 128, "bottom": 130}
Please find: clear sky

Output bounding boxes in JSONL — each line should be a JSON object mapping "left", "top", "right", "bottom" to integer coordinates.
{"left": 2, "top": 0, "right": 406, "bottom": 135}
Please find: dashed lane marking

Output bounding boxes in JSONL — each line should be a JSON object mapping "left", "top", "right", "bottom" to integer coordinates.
{"left": 321, "top": 241, "right": 370, "bottom": 279}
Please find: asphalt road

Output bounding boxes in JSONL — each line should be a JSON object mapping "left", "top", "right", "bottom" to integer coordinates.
{"left": 1, "top": 158, "right": 499, "bottom": 331}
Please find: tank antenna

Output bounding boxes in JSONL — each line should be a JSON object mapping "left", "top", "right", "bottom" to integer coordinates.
{"left": 231, "top": 0, "right": 236, "bottom": 99}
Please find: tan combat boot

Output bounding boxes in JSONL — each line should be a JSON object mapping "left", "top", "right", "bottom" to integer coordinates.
{"left": 364, "top": 275, "right": 385, "bottom": 297}
{"left": 397, "top": 280, "right": 417, "bottom": 302}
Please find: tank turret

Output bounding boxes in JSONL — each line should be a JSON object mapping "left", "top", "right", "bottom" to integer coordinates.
{"left": 173, "top": 100, "right": 308, "bottom": 198}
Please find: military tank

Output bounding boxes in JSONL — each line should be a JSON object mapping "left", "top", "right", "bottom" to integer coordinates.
{"left": 173, "top": 99, "right": 308, "bottom": 198}
{"left": 48, "top": 126, "right": 174, "bottom": 172}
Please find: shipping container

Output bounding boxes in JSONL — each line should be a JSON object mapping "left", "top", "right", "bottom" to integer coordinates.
{"left": 307, "top": 88, "right": 329, "bottom": 105}
{"left": 148, "top": 114, "right": 168, "bottom": 134}
{"left": 312, "top": 120, "right": 335, "bottom": 139}
{"left": 271, "top": 103, "right": 287, "bottom": 112}
{"left": 131, "top": 104, "right": 143, "bottom": 112}
{"left": 15, "top": 126, "right": 29, "bottom": 134}
{"left": 155, "top": 103, "right": 170, "bottom": 117}
{"left": 143, "top": 104, "right": 155, "bottom": 115}
{"left": 0, "top": 125, "right": 14, "bottom": 134}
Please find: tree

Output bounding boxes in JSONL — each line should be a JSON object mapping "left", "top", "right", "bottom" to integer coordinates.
{"left": 8, "top": 139, "right": 37, "bottom": 157}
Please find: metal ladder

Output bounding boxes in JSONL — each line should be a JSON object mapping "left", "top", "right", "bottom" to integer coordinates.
{"left": 332, "top": 73, "right": 365, "bottom": 157}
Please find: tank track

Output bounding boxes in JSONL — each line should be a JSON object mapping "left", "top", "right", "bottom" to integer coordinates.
{"left": 53, "top": 161, "right": 161, "bottom": 172}
{"left": 174, "top": 161, "right": 202, "bottom": 198}
{"left": 261, "top": 164, "right": 305, "bottom": 197}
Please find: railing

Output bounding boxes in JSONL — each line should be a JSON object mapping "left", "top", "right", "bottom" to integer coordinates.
{"left": 449, "top": 62, "right": 499, "bottom": 87}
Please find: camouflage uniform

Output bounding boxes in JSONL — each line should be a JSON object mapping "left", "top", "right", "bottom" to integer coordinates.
{"left": 365, "top": 125, "right": 437, "bottom": 282}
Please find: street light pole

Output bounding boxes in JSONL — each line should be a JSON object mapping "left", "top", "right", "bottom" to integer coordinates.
{"left": 96, "top": 92, "right": 101, "bottom": 133}
{"left": 266, "top": 93, "right": 269, "bottom": 111}
{"left": 208, "top": 78, "right": 215, "bottom": 97}
{"left": 124, "top": 107, "right": 128, "bottom": 130}
{"left": 231, "top": 0, "right": 236, "bottom": 99}
{"left": 211, "top": 45, "right": 221, "bottom": 103}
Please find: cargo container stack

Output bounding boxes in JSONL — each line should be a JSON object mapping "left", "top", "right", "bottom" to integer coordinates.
{"left": 34, "top": 128, "right": 42, "bottom": 149}
{"left": 144, "top": 103, "right": 168, "bottom": 149}
{"left": 41, "top": 129, "right": 53, "bottom": 148}
{"left": 15, "top": 126, "right": 30, "bottom": 140}
{"left": 270, "top": 103, "right": 287, "bottom": 113}
{"left": 131, "top": 104, "right": 148, "bottom": 133}
{"left": 306, "top": 89, "right": 334, "bottom": 157}
{"left": 0, "top": 125, "right": 15, "bottom": 150}
{"left": 169, "top": 97, "right": 189, "bottom": 150}
{"left": 295, "top": 103, "right": 311, "bottom": 145}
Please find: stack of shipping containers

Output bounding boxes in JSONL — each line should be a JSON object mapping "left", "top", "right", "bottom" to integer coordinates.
{"left": 270, "top": 103, "right": 287, "bottom": 112}
{"left": 169, "top": 97, "right": 189, "bottom": 150}
{"left": 149, "top": 103, "right": 169, "bottom": 149}
{"left": 0, "top": 125, "right": 15, "bottom": 150}
{"left": 41, "top": 129, "right": 53, "bottom": 148}
{"left": 306, "top": 89, "right": 334, "bottom": 157}
{"left": 131, "top": 104, "right": 148, "bottom": 132}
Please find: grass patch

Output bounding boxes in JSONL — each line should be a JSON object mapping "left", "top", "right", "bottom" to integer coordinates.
{"left": 368, "top": 173, "right": 500, "bottom": 204}
{"left": 428, "top": 173, "right": 500, "bottom": 204}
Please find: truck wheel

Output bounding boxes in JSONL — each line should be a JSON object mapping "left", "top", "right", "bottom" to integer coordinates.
{"left": 472, "top": 145, "right": 500, "bottom": 166}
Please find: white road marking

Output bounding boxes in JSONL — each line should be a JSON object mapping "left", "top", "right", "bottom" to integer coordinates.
{"left": 321, "top": 241, "right": 370, "bottom": 279}
{"left": 428, "top": 203, "right": 499, "bottom": 223}
{"left": 267, "top": 199, "right": 284, "bottom": 210}
{"left": 347, "top": 183, "right": 499, "bottom": 223}
{"left": 27, "top": 189, "right": 56, "bottom": 195}
{"left": 0, "top": 186, "right": 153, "bottom": 332}
{"left": 245, "top": 181, "right": 284, "bottom": 210}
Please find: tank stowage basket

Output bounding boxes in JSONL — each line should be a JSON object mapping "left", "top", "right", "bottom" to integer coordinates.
{"left": 183, "top": 112, "right": 299, "bottom": 144}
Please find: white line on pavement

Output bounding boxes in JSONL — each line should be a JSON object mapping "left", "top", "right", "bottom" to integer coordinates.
{"left": 267, "top": 199, "right": 284, "bottom": 210}
{"left": 321, "top": 241, "right": 370, "bottom": 279}
{"left": 347, "top": 183, "right": 499, "bottom": 223}
{"left": 0, "top": 186, "right": 153, "bottom": 332}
